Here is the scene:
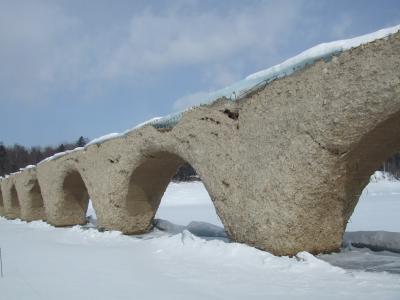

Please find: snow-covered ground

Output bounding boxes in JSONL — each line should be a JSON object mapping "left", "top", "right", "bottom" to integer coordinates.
{"left": 1, "top": 173, "right": 400, "bottom": 299}
{"left": 346, "top": 172, "right": 400, "bottom": 232}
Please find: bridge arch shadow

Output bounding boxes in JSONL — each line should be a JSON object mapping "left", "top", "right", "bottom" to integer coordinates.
{"left": 126, "top": 151, "right": 225, "bottom": 236}
{"left": 29, "top": 180, "right": 44, "bottom": 212}
{"left": 10, "top": 184, "right": 21, "bottom": 218}
{"left": 60, "top": 169, "right": 91, "bottom": 225}
{"left": 0, "top": 187, "right": 4, "bottom": 215}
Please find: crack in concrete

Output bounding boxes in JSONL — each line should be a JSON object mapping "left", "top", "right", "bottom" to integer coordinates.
{"left": 304, "top": 130, "right": 344, "bottom": 156}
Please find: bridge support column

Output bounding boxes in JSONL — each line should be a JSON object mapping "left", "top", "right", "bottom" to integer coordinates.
{"left": 0, "top": 175, "right": 21, "bottom": 219}
{"left": 37, "top": 154, "right": 91, "bottom": 227}
{"left": 14, "top": 168, "right": 46, "bottom": 221}
{"left": 224, "top": 146, "right": 348, "bottom": 256}
{"left": 81, "top": 156, "right": 178, "bottom": 234}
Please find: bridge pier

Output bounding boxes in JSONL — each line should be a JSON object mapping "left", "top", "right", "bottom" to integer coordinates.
{"left": 37, "top": 153, "right": 91, "bottom": 227}
{"left": 0, "top": 176, "right": 21, "bottom": 219}
{"left": 13, "top": 168, "right": 46, "bottom": 221}
{"left": 79, "top": 110, "right": 239, "bottom": 235}
{"left": 230, "top": 31, "right": 400, "bottom": 255}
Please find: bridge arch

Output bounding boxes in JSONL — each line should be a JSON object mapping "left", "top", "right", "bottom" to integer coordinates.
{"left": 125, "top": 150, "right": 224, "bottom": 234}
{"left": 9, "top": 184, "right": 21, "bottom": 218}
{"left": 0, "top": 186, "right": 4, "bottom": 216}
{"left": 29, "top": 180, "right": 44, "bottom": 209}
{"left": 38, "top": 163, "right": 94, "bottom": 227}
{"left": 59, "top": 169, "right": 91, "bottom": 225}
{"left": 23, "top": 178, "right": 46, "bottom": 221}
{"left": 344, "top": 108, "right": 400, "bottom": 228}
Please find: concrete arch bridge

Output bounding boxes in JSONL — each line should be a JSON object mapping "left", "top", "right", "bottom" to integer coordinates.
{"left": 1, "top": 30, "right": 399, "bottom": 256}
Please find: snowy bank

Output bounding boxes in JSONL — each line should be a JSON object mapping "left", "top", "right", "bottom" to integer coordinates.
{"left": 1, "top": 216, "right": 400, "bottom": 300}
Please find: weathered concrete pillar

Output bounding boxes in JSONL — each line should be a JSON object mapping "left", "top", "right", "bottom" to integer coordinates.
{"left": 79, "top": 110, "right": 238, "bottom": 234}
{"left": 13, "top": 167, "right": 46, "bottom": 221}
{"left": 0, "top": 175, "right": 21, "bottom": 219}
{"left": 35, "top": 142, "right": 150, "bottom": 231}
{"left": 228, "top": 31, "right": 400, "bottom": 255}
{"left": 37, "top": 151, "right": 91, "bottom": 226}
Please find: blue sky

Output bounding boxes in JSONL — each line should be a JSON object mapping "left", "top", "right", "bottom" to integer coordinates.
{"left": 1, "top": 0, "right": 399, "bottom": 146}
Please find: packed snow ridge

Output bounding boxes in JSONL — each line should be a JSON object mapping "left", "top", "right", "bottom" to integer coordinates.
{"left": 36, "top": 24, "right": 400, "bottom": 164}
{"left": 370, "top": 170, "right": 399, "bottom": 182}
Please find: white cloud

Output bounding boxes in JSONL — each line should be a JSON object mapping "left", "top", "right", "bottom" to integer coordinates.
{"left": 173, "top": 90, "right": 211, "bottom": 111}
{"left": 173, "top": 64, "right": 244, "bottom": 111}
{"left": 105, "top": 0, "right": 306, "bottom": 111}
{"left": 0, "top": 1, "right": 79, "bottom": 100}
{"left": 331, "top": 14, "right": 353, "bottom": 39}
{"left": 0, "top": 0, "right": 305, "bottom": 103}
{"left": 204, "top": 65, "right": 244, "bottom": 87}
{"left": 101, "top": 1, "right": 304, "bottom": 79}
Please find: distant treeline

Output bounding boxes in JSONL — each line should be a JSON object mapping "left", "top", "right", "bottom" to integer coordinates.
{"left": 380, "top": 153, "right": 400, "bottom": 179}
{"left": 0, "top": 136, "right": 197, "bottom": 181}
{"left": 0, "top": 136, "right": 89, "bottom": 177}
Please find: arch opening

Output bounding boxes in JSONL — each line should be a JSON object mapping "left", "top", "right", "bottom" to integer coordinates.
{"left": 126, "top": 151, "right": 224, "bottom": 236}
{"left": 0, "top": 188, "right": 4, "bottom": 213}
{"left": 313, "top": 107, "right": 400, "bottom": 271}
{"left": 344, "top": 109, "right": 400, "bottom": 231}
{"left": 10, "top": 185, "right": 20, "bottom": 209}
{"left": 345, "top": 154, "right": 400, "bottom": 233}
{"left": 325, "top": 151, "right": 400, "bottom": 273}
{"left": 62, "top": 170, "right": 90, "bottom": 225}
{"left": 29, "top": 180, "right": 44, "bottom": 209}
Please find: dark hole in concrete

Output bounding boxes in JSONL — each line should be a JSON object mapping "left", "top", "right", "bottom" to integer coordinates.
{"left": 30, "top": 180, "right": 44, "bottom": 209}
{"left": 222, "top": 109, "right": 239, "bottom": 120}
{"left": 10, "top": 185, "right": 19, "bottom": 208}
{"left": 0, "top": 189, "right": 3, "bottom": 208}
{"left": 63, "top": 171, "right": 90, "bottom": 218}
